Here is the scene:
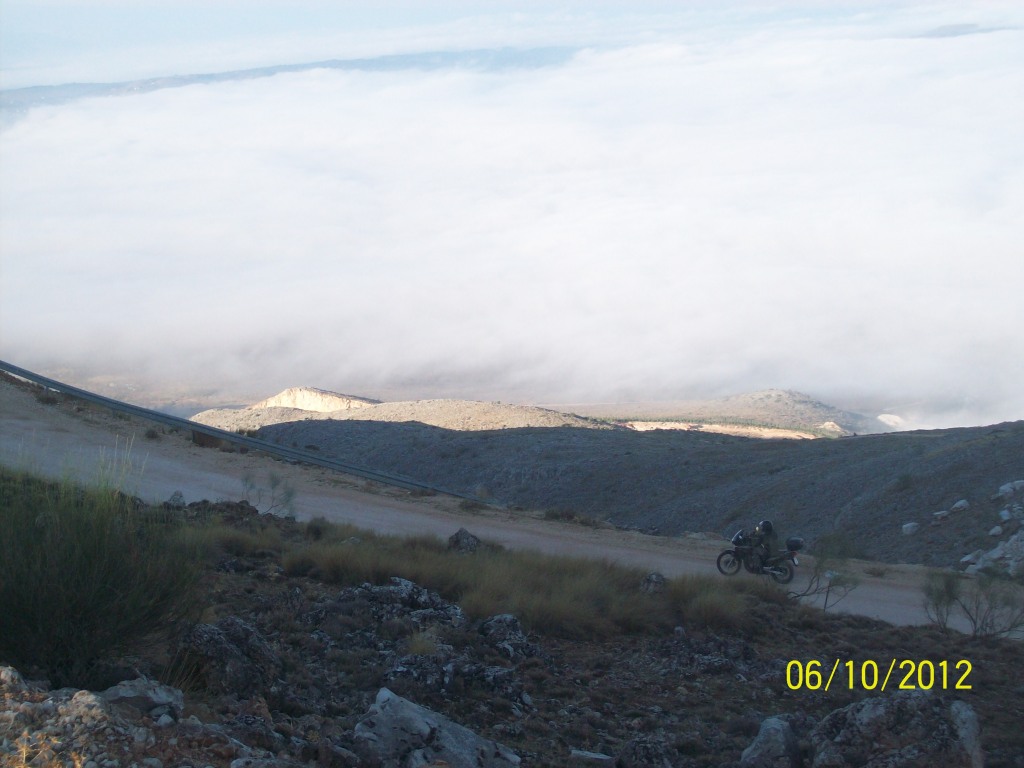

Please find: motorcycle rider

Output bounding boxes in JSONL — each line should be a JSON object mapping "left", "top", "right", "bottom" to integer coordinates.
{"left": 752, "top": 519, "right": 778, "bottom": 571}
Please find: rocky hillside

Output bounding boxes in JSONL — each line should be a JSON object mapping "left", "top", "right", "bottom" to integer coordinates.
{"left": 251, "top": 417, "right": 1024, "bottom": 569}
{"left": 3, "top": 501, "right": 1019, "bottom": 767}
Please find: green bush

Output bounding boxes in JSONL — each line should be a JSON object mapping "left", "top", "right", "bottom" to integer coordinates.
{"left": 0, "top": 469, "right": 200, "bottom": 687}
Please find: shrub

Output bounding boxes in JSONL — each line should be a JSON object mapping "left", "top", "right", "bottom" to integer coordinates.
{"left": 923, "top": 570, "right": 1024, "bottom": 638}
{"left": 241, "top": 471, "right": 296, "bottom": 515}
{"left": 0, "top": 469, "right": 200, "bottom": 687}
{"left": 922, "top": 570, "right": 962, "bottom": 631}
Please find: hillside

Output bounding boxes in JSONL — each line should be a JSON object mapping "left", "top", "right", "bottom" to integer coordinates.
{"left": 185, "top": 386, "right": 1024, "bottom": 569}
{"left": 253, "top": 417, "right": 1024, "bottom": 568}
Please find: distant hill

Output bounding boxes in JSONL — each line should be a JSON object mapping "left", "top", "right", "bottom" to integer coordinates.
{"left": 192, "top": 388, "right": 612, "bottom": 433}
{"left": 555, "top": 389, "right": 889, "bottom": 436}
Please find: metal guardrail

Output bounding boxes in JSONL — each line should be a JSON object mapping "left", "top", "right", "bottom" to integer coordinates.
{"left": 0, "top": 359, "right": 476, "bottom": 500}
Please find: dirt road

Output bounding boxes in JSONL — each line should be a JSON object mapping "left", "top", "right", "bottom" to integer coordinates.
{"left": 0, "top": 377, "right": 956, "bottom": 631}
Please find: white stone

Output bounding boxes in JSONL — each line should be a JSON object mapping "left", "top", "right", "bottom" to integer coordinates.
{"left": 933, "top": 510, "right": 950, "bottom": 521}
{"left": 951, "top": 499, "right": 970, "bottom": 512}
{"left": 998, "top": 480, "right": 1024, "bottom": 497}
{"left": 989, "top": 525, "right": 1004, "bottom": 536}
{"left": 999, "top": 509, "right": 1013, "bottom": 522}
{"left": 902, "top": 523, "right": 920, "bottom": 535}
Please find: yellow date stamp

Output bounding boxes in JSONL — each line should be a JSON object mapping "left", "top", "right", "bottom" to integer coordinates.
{"left": 786, "top": 659, "right": 973, "bottom": 692}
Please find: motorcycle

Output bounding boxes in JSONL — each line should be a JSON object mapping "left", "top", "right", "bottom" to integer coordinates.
{"left": 716, "top": 529, "right": 804, "bottom": 585}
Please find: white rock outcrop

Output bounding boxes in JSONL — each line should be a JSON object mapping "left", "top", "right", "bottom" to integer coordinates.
{"left": 250, "top": 386, "right": 378, "bottom": 412}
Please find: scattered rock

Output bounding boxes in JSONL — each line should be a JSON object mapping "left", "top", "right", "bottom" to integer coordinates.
{"left": 570, "top": 747, "right": 614, "bottom": 763}
{"left": 902, "top": 523, "right": 920, "bottom": 535}
{"left": 951, "top": 499, "right": 970, "bottom": 513}
{"left": 989, "top": 525, "right": 1003, "bottom": 537}
{"left": 0, "top": 666, "right": 291, "bottom": 767}
{"left": 353, "top": 687, "right": 521, "bottom": 767}
{"left": 997, "top": 480, "right": 1024, "bottom": 498}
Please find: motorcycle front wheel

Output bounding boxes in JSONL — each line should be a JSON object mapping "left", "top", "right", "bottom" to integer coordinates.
{"left": 769, "top": 562, "right": 794, "bottom": 584}
{"left": 716, "top": 550, "right": 741, "bottom": 575}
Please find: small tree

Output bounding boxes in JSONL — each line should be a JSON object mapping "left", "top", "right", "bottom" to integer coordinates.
{"left": 922, "top": 569, "right": 1024, "bottom": 638}
{"left": 956, "top": 574, "right": 1024, "bottom": 638}
{"left": 788, "top": 533, "right": 860, "bottom": 611}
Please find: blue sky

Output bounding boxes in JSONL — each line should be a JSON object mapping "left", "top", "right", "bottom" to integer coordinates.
{"left": 1, "top": 1, "right": 1023, "bottom": 426}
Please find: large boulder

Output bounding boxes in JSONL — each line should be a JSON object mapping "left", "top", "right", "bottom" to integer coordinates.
{"left": 808, "top": 691, "right": 983, "bottom": 768}
{"left": 740, "top": 716, "right": 800, "bottom": 768}
{"left": 448, "top": 527, "right": 482, "bottom": 553}
{"left": 180, "top": 616, "right": 283, "bottom": 698}
{"left": 353, "top": 687, "right": 521, "bottom": 767}
{"left": 101, "top": 678, "right": 185, "bottom": 720}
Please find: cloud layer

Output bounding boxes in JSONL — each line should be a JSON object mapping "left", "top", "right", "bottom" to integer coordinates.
{"left": 2, "top": 5, "right": 1023, "bottom": 426}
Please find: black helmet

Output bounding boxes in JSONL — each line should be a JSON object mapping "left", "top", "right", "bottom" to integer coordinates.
{"left": 758, "top": 519, "right": 774, "bottom": 535}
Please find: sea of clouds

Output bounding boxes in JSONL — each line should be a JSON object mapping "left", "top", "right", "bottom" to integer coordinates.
{"left": 1, "top": 3, "right": 1022, "bottom": 426}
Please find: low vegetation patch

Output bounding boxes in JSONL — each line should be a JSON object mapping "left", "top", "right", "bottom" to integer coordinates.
{"left": 283, "top": 517, "right": 781, "bottom": 638}
{"left": 0, "top": 468, "right": 201, "bottom": 688}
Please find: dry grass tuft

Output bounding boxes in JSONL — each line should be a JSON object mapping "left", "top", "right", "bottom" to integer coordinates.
{"left": 282, "top": 530, "right": 780, "bottom": 639}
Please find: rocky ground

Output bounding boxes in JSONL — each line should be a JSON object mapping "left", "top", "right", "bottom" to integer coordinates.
{"left": 3, "top": 501, "right": 1022, "bottom": 768}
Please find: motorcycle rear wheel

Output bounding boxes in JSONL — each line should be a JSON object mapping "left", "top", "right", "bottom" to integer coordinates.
{"left": 716, "top": 550, "right": 741, "bottom": 575}
{"left": 769, "top": 562, "right": 795, "bottom": 584}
